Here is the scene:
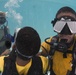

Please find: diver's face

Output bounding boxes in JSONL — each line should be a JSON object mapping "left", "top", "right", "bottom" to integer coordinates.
{"left": 58, "top": 34, "right": 74, "bottom": 43}
{"left": 57, "top": 12, "right": 76, "bottom": 43}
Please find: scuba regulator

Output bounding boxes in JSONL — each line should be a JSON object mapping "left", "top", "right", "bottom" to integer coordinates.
{"left": 45, "top": 36, "right": 68, "bottom": 58}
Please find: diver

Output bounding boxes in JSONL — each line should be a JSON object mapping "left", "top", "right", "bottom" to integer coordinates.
{"left": 0, "top": 11, "right": 12, "bottom": 56}
{"left": 38, "top": 6, "right": 76, "bottom": 75}
{"left": 0, "top": 26, "right": 49, "bottom": 75}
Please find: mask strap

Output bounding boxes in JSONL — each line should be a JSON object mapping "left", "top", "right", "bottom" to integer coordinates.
{"left": 16, "top": 48, "right": 33, "bottom": 58}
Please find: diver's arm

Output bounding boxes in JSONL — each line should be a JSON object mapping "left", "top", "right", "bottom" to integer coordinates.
{"left": 0, "top": 49, "right": 10, "bottom": 56}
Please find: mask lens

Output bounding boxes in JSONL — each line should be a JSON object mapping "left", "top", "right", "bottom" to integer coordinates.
{"left": 53, "top": 21, "right": 66, "bottom": 33}
{"left": 67, "top": 21, "right": 76, "bottom": 33}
